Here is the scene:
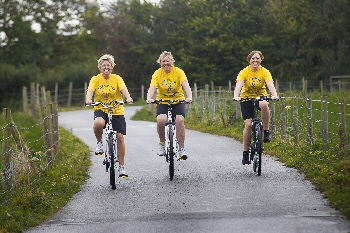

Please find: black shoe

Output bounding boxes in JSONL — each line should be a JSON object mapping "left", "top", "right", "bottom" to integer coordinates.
{"left": 263, "top": 130, "right": 271, "bottom": 143}
{"left": 242, "top": 151, "right": 250, "bottom": 165}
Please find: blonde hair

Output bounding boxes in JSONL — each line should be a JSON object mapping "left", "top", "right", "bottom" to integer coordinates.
{"left": 97, "top": 54, "right": 116, "bottom": 69}
{"left": 156, "top": 51, "right": 175, "bottom": 64}
{"left": 247, "top": 50, "right": 264, "bottom": 63}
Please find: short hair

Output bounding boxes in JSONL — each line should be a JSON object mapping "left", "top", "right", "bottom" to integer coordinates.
{"left": 247, "top": 50, "right": 264, "bottom": 63}
{"left": 156, "top": 51, "right": 175, "bottom": 64}
{"left": 97, "top": 54, "right": 116, "bottom": 69}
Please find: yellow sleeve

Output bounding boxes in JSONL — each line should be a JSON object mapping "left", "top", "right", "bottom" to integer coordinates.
{"left": 150, "top": 69, "right": 161, "bottom": 87}
{"left": 88, "top": 75, "right": 98, "bottom": 90}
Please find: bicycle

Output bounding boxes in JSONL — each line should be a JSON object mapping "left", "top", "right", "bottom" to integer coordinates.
{"left": 87, "top": 100, "right": 127, "bottom": 190}
{"left": 149, "top": 99, "right": 188, "bottom": 181}
{"left": 237, "top": 96, "right": 274, "bottom": 176}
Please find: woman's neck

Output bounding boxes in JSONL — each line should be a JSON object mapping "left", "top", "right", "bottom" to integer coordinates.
{"left": 250, "top": 65, "right": 260, "bottom": 72}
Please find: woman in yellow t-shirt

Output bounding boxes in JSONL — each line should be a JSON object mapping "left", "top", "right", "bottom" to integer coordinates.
{"left": 233, "top": 50, "right": 279, "bottom": 165}
{"left": 146, "top": 51, "right": 193, "bottom": 160}
{"left": 86, "top": 54, "right": 133, "bottom": 177}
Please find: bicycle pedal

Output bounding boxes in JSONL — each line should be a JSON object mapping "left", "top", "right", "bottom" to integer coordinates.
{"left": 95, "top": 152, "right": 103, "bottom": 156}
{"left": 119, "top": 174, "right": 128, "bottom": 178}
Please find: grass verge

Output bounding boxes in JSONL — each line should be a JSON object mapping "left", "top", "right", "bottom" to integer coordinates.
{"left": 0, "top": 113, "right": 91, "bottom": 233}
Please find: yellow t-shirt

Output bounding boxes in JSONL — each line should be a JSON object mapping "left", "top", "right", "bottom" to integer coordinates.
{"left": 88, "top": 74, "right": 126, "bottom": 115}
{"left": 236, "top": 65, "right": 273, "bottom": 98}
{"left": 150, "top": 67, "right": 187, "bottom": 101}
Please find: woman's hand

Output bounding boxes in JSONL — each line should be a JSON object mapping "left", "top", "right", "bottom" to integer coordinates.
{"left": 185, "top": 98, "right": 192, "bottom": 103}
{"left": 146, "top": 99, "right": 154, "bottom": 104}
{"left": 126, "top": 97, "right": 133, "bottom": 104}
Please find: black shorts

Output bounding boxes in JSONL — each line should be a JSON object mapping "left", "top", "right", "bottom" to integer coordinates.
{"left": 156, "top": 103, "right": 186, "bottom": 118}
{"left": 240, "top": 100, "right": 261, "bottom": 120}
{"left": 94, "top": 110, "right": 126, "bottom": 135}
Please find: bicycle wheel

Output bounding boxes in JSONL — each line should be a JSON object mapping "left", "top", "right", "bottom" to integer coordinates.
{"left": 168, "top": 127, "right": 175, "bottom": 181}
{"left": 108, "top": 133, "right": 116, "bottom": 189}
{"left": 256, "top": 124, "right": 263, "bottom": 176}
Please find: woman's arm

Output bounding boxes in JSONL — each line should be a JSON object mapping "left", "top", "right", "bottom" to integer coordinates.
{"left": 121, "top": 87, "right": 133, "bottom": 103}
{"left": 233, "top": 80, "right": 244, "bottom": 100}
{"left": 86, "top": 89, "right": 94, "bottom": 105}
{"left": 266, "top": 80, "right": 278, "bottom": 99}
{"left": 146, "top": 86, "right": 157, "bottom": 103}
{"left": 182, "top": 80, "right": 192, "bottom": 102}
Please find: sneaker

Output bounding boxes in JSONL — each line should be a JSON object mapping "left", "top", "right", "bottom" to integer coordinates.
{"left": 95, "top": 141, "right": 103, "bottom": 155}
{"left": 242, "top": 151, "right": 250, "bottom": 165}
{"left": 118, "top": 165, "right": 128, "bottom": 178}
{"left": 157, "top": 142, "right": 166, "bottom": 156}
{"left": 263, "top": 130, "right": 271, "bottom": 143}
{"left": 179, "top": 148, "right": 188, "bottom": 160}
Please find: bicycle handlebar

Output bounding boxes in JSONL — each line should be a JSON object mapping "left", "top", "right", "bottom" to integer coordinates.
{"left": 234, "top": 96, "right": 279, "bottom": 102}
{"left": 147, "top": 99, "right": 190, "bottom": 104}
{"left": 85, "top": 100, "right": 124, "bottom": 108}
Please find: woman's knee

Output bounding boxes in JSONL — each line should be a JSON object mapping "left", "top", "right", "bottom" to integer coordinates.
{"left": 94, "top": 118, "right": 105, "bottom": 129}
{"left": 117, "top": 134, "right": 124, "bottom": 142}
{"left": 157, "top": 114, "right": 167, "bottom": 124}
{"left": 175, "top": 115, "right": 184, "bottom": 125}
{"left": 244, "top": 120, "right": 252, "bottom": 129}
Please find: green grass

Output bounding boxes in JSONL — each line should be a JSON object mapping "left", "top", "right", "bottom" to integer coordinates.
{"left": 131, "top": 100, "right": 350, "bottom": 220}
{"left": 0, "top": 113, "right": 91, "bottom": 233}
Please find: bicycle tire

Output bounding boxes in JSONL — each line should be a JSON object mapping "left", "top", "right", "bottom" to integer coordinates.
{"left": 104, "top": 154, "right": 110, "bottom": 172}
{"left": 168, "top": 127, "right": 175, "bottom": 181}
{"left": 256, "top": 124, "right": 263, "bottom": 176}
{"left": 108, "top": 133, "right": 116, "bottom": 189}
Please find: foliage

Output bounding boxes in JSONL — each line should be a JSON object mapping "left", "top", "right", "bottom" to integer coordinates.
{"left": 1, "top": 0, "right": 350, "bottom": 106}
{"left": 0, "top": 113, "right": 91, "bottom": 233}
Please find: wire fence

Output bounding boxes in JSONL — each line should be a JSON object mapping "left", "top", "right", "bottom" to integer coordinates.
{"left": 187, "top": 85, "right": 349, "bottom": 148}
{"left": 0, "top": 101, "right": 60, "bottom": 196}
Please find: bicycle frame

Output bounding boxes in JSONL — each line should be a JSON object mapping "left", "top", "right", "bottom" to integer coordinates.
{"left": 240, "top": 96, "right": 272, "bottom": 176}
{"left": 88, "top": 100, "right": 124, "bottom": 189}
{"left": 150, "top": 99, "right": 186, "bottom": 180}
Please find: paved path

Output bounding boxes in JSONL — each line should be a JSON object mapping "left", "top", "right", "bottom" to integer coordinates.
{"left": 26, "top": 106, "right": 350, "bottom": 233}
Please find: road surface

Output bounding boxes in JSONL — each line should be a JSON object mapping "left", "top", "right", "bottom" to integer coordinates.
{"left": 26, "top": 106, "right": 350, "bottom": 233}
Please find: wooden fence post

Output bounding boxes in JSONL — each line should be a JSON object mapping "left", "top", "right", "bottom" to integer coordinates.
{"left": 50, "top": 102, "right": 60, "bottom": 154}
{"left": 84, "top": 82, "right": 87, "bottom": 102}
{"left": 35, "top": 83, "right": 41, "bottom": 119}
{"left": 30, "top": 82, "right": 36, "bottom": 118}
{"left": 2, "top": 108, "right": 14, "bottom": 192}
{"left": 55, "top": 82, "right": 58, "bottom": 104}
{"left": 68, "top": 82, "right": 73, "bottom": 107}
{"left": 42, "top": 106, "right": 53, "bottom": 167}
{"left": 279, "top": 95, "right": 287, "bottom": 140}
{"left": 193, "top": 83, "right": 198, "bottom": 100}
{"left": 141, "top": 84, "right": 145, "bottom": 100}
{"left": 322, "top": 96, "right": 329, "bottom": 142}
{"left": 205, "top": 84, "right": 209, "bottom": 99}
{"left": 22, "top": 86, "right": 29, "bottom": 115}
{"left": 306, "top": 96, "right": 314, "bottom": 144}
{"left": 270, "top": 99, "right": 276, "bottom": 136}
{"left": 339, "top": 99, "right": 346, "bottom": 149}
{"left": 293, "top": 96, "right": 299, "bottom": 145}
{"left": 235, "top": 101, "right": 241, "bottom": 119}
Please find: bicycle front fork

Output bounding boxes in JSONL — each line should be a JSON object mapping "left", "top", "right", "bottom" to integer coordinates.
{"left": 165, "top": 125, "right": 179, "bottom": 156}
